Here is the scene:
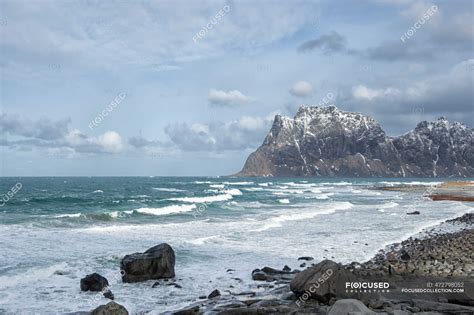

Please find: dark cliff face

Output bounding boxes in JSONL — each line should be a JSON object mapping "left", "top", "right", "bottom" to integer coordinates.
{"left": 236, "top": 106, "right": 474, "bottom": 177}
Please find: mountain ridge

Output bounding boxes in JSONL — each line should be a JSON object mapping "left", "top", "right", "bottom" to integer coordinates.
{"left": 236, "top": 105, "right": 474, "bottom": 177}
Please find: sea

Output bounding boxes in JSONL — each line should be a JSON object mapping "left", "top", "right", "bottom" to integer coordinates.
{"left": 0, "top": 177, "right": 472, "bottom": 314}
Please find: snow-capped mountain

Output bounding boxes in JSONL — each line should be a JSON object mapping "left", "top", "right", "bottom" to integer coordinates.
{"left": 236, "top": 105, "right": 474, "bottom": 177}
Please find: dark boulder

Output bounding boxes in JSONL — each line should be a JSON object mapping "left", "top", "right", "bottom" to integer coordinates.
{"left": 120, "top": 243, "right": 175, "bottom": 283}
{"left": 91, "top": 301, "right": 128, "bottom": 315}
{"left": 400, "top": 251, "right": 411, "bottom": 261}
{"left": 103, "top": 289, "right": 114, "bottom": 300}
{"left": 298, "top": 256, "right": 314, "bottom": 261}
{"left": 208, "top": 289, "right": 221, "bottom": 299}
{"left": 328, "top": 299, "right": 374, "bottom": 315}
{"left": 80, "top": 273, "right": 109, "bottom": 292}
{"left": 170, "top": 305, "right": 199, "bottom": 315}
{"left": 251, "top": 269, "right": 268, "bottom": 281}
{"left": 252, "top": 266, "right": 297, "bottom": 282}
{"left": 290, "top": 260, "right": 358, "bottom": 303}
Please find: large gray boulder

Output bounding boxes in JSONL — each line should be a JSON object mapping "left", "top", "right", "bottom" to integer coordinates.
{"left": 290, "top": 260, "right": 358, "bottom": 303}
{"left": 92, "top": 301, "right": 128, "bottom": 315}
{"left": 328, "top": 299, "right": 375, "bottom": 315}
{"left": 120, "top": 243, "right": 175, "bottom": 283}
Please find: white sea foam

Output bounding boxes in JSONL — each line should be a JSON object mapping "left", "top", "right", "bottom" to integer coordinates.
{"left": 319, "top": 182, "right": 352, "bottom": 186}
{"left": 108, "top": 211, "right": 120, "bottom": 218}
{"left": 284, "top": 182, "right": 317, "bottom": 188}
{"left": 255, "top": 201, "right": 354, "bottom": 231}
{"left": 135, "top": 204, "right": 196, "bottom": 216}
{"left": 209, "top": 184, "right": 225, "bottom": 188}
{"left": 278, "top": 199, "right": 290, "bottom": 204}
{"left": 271, "top": 189, "right": 305, "bottom": 195}
{"left": 152, "top": 187, "right": 186, "bottom": 192}
{"left": 170, "top": 194, "right": 233, "bottom": 203}
{"left": 54, "top": 213, "right": 82, "bottom": 218}
{"left": 243, "top": 187, "right": 264, "bottom": 191}
{"left": 188, "top": 235, "right": 220, "bottom": 245}
{"left": 222, "top": 181, "right": 254, "bottom": 185}
{"left": 378, "top": 201, "right": 399, "bottom": 209}
{"left": 223, "top": 188, "right": 243, "bottom": 196}
{"left": 92, "top": 190, "right": 103, "bottom": 193}
{"left": 0, "top": 262, "right": 68, "bottom": 289}
{"left": 314, "top": 195, "right": 330, "bottom": 200}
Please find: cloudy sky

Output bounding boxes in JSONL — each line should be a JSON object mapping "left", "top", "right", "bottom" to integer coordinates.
{"left": 0, "top": 0, "right": 473, "bottom": 176}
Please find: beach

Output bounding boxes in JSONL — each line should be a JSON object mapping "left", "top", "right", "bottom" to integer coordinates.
{"left": 0, "top": 178, "right": 472, "bottom": 314}
{"left": 166, "top": 213, "right": 473, "bottom": 315}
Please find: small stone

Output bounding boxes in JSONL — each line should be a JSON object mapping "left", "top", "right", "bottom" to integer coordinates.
{"left": 298, "top": 256, "right": 314, "bottom": 261}
{"left": 400, "top": 252, "right": 410, "bottom": 261}
{"left": 208, "top": 289, "right": 221, "bottom": 299}
{"left": 103, "top": 289, "right": 114, "bottom": 300}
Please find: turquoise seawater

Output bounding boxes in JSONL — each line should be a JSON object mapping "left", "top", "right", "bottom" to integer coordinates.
{"left": 0, "top": 177, "right": 472, "bottom": 314}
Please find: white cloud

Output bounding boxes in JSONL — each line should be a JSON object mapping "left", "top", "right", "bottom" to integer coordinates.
{"left": 289, "top": 81, "right": 313, "bottom": 97}
{"left": 348, "top": 59, "right": 474, "bottom": 119}
{"left": 208, "top": 89, "right": 251, "bottom": 106}
{"left": 165, "top": 114, "right": 275, "bottom": 151}
{"left": 352, "top": 85, "right": 401, "bottom": 100}
{"left": 152, "top": 64, "right": 181, "bottom": 72}
{"left": 236, "top": 116, "right": 267, "bottom": 131}
{"left": 60, "top": 129, "right": 125, "bottom": 153}
{"left": 91, "top": 131, "right": 124, "bottom": 153}
{"left": 0, "top": 1, "right": 322, "bottom": 79}
{"left": 189, "top": 123, "right": 211, "bottom": 135}
{"left": 47, "top": 147, "right": 77, "bottom": 159}
{"left": 0, "top": 115, "right": 125, "bottom": 155}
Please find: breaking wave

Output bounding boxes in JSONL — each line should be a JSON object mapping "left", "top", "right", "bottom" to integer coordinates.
{"left": 135, "top": 204, "right": 196, "bottom": 216}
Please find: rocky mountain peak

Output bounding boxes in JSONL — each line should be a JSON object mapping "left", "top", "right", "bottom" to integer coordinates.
{"left": 269, "top": 105, "right": 386, "bottom": 143}
{"left": 413, "top": 117, "right": 469, "bottom": 136}
{"left": 237, "top": 105, "right": 473, "bottom": 177}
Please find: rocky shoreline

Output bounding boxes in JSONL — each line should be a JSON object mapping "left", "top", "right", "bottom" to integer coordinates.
{"left": 82, "top": 212, "right": 473, "bottom": 315}
{"left": 374, "top": 181, "right": 474, "bottom": 202}
{"left": 164, "top": 213, "right": 473, "bottom": 315}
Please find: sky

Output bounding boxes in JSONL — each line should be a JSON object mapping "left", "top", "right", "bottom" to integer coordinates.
{"left": 0, "top": 0, "right": 473, "bottom": 176}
